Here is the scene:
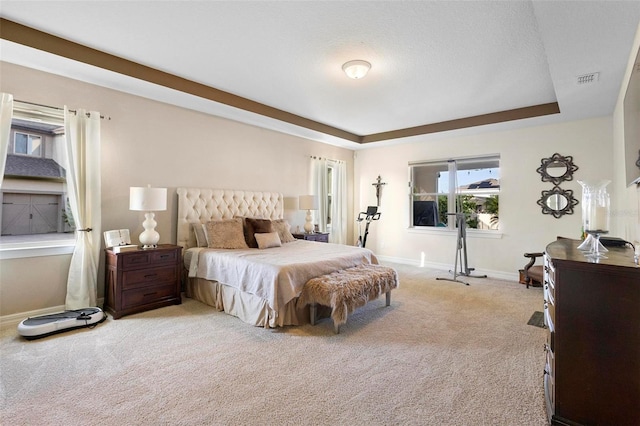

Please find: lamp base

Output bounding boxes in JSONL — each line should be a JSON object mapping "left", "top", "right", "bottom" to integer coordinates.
{"left": 304, "top": 209, "right": 314, "bottom": 234}
{"left": 139, "top": 212, "right": 160, "bottom": 249}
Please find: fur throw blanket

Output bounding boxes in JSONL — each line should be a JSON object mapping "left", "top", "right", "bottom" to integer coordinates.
{"left": 298, "top": 264, "right": 399, "bottom": 326}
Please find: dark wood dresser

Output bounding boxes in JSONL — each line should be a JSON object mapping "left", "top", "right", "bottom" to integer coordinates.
{"left": 105, "top": 244, "right": 182, "bottom": 319}
{"left": 543, "top": 239, "right": 639, "bottom": 426}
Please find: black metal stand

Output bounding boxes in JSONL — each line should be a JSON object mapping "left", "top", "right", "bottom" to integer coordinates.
{"left": 437, "top": 213, "right": 487, "bottom": 285}
{"left": 356, "top": 206, "right": 381, "bottom": 248}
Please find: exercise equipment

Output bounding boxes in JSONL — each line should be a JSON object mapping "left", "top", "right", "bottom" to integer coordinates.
{"left": 356, "top": 206, "right": 381, "bottom": 248}
{"left": 18, "top": 307, "right": 106, "bottom": 340}
{"left": 437, "top": 159, "right": 486, "bottom": 285}
{"left": 436, "top": 213, "right": 487, "bottom": 285}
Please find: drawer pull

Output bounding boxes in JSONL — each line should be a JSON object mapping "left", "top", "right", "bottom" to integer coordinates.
{"left": 144, "top": 274, "right": 157, "bottom": 279}
{"left": 159, "top": 254, "right": 170, "bottom": 259}
{"left": 144, "top": 292, "right": 157, "bottom": 297}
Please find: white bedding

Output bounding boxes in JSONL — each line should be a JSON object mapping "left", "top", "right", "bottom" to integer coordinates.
{"left": 187, "top": 240, "right": 378, "bottom": 313}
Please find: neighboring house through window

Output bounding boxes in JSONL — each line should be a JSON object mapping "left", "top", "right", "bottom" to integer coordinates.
{"left": 409, "top": 155, "right": 500, "bottom": 231}
{"left": 1, "top": 104, "right": 72, "bottom": 240}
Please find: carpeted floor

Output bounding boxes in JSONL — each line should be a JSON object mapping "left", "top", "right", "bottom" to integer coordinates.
{"left": 0, "top": 262, "right": 548, "bottom": 425}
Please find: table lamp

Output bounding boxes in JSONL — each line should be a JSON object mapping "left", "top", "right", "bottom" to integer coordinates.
{"left": 299, "top": 195, "right": 318, "bottom": 234}
{"left": 130, "top": 185, "right": 167, "bottom": 249}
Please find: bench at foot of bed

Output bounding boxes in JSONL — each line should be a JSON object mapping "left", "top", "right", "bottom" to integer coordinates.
{"left": 298, "top": 264, "right": 399, "bottom": 334}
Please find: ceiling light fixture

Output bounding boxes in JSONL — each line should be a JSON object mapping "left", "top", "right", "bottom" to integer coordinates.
{"left": 342, "top": 60, "right": 371, "bottom": 79}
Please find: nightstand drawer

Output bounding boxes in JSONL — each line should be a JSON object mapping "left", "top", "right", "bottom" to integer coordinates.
{"left": 122, "top": 266, "right": 177, "bottom": 290}
{"left": 122, "top": 284, "right": 177, "bottom": 309}
{"left": 121, "top": 249, "right": 179, "bottom": 270}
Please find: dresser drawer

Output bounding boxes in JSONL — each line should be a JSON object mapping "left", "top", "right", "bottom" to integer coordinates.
{"left": 120, "top": 249, "right": 179, "bottom": 270}
{"left": 121, "top": 284, "right": 177, "bottom": 309}
{"left": 544, "top": 255, "right": 555, "bottom": 296}
{"left": 122, "top": 266, "right": 177, "bottom": 290}
{"left": 544, "top": 298, "right": 555, "bottom": 328}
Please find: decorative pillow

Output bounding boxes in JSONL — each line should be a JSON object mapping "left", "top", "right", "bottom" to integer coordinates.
{"left": 243, "top": 218, "right": 274, "bottom": 248}
{"left": 191, "top": 222, "right": 208, "bottom": 247}
{"left": 204, "top": 218, "right": 249, "bottom": 249}
{"left": 255, "top": 232, "right": 282, "bottom": 249}
{"left": 272, "top": 219, "right": 296, "bottom": 243}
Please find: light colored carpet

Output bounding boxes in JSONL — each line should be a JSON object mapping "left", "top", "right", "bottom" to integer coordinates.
{"left": 0, "top": 263, "right": 548, "bottom": 425}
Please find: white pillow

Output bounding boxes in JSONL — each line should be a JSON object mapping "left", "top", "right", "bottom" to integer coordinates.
{"left": 255, "top": 232, "right": 282, "bottom": 249}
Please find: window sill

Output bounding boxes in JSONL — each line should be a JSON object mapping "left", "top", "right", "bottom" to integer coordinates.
{"left": 0, "top": 237, "right": 76, "bottom": 259}
{"left": 407, "top": 227, "right": 502, "bottom": 239}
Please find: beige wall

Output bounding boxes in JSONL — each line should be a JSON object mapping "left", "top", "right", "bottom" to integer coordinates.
{"left": 0, "top": 62, "right": 355, "bottom": 317}
{"left": 354, "top": 116, "right": 614, "bottom": 277}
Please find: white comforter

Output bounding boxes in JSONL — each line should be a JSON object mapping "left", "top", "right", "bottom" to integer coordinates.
{"left": 187, "top": 240, "right": 378, "bottom": 312}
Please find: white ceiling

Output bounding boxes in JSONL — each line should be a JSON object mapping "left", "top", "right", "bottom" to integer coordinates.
{"left": 1, "top": 1, "right": 639, "bottom": 149}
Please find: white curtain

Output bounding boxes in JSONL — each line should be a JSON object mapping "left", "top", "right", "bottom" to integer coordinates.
{"left": 310, "top": 157, "right": 328, "bottom": 232}
{"left": 0, "top": 93, "right": 14, "bottom": 188}
{"left": 310, "top": 157, "right": 348, "bottom": 244}
{"left": 329, "top": 160, "right": 347, "bottom": 244}
{"left": 63, "top": 107, "right": 101, "bottom": 309}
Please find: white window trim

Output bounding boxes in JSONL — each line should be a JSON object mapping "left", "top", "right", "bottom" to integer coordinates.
{"left": 0, "top": 237, "right": 76, "bottom": 259}
{"left": 407, "top": 226, "right": 502, "bottom": 239}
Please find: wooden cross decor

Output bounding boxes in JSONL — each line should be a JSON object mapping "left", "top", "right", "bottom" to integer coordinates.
{"left": 372, "top": 175, "right": 387, "bottom": 206}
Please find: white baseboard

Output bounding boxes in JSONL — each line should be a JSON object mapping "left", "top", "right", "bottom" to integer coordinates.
{"left": 0, "top": 298, "right": 105, "bottom": 330}
{"left": 376, "top": 255, "right": 519, "bottom": 282}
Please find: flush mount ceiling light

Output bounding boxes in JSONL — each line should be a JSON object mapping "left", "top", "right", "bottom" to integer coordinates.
{"left": 342, "top": 60, "right": 371, "bottom": 79}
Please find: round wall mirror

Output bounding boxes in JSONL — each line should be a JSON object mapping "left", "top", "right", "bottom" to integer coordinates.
{"left": 545, "top": 193, "right": 568, "bottom": 210}
{"left": 537, "top": 153, "right": 579, "bottom": 185}
{"left": 537, "top": 187, "right": 579, "bottom": 219}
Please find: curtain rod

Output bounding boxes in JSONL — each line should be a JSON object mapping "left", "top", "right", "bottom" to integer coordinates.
{"left": 15, "top": 99, "right": 111, "bottom": 120}
{"left": 310, "top": 155, "right": 344, "bottom": 163}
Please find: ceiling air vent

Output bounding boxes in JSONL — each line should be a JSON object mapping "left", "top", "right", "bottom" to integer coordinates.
{"left": 576, "top": 72, "right": 600, "bottom": 85}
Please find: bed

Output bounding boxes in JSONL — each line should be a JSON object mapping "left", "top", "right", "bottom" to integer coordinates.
{"left": 176, "top": 188, "right": 379, "bottom": 328}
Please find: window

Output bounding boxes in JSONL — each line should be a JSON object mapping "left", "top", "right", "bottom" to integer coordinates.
{"left": 1, "top": 102, "right": 72, "bottom": 252}
{"left": 326, "top": 164, "right": 333, "bottom": 230}
{"left": 14, "top": 132, "right": 42, "bottom": 156}
{"left": 409, "top": 155, "right": 500, "bottom": 230}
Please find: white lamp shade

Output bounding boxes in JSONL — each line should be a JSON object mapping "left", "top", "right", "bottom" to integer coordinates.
{"left": 299, "top": 195, "right": 318, "bottom": 210}
{"left": 130, "top": 187, "right": 167, "bottom": 212}
{"left": 342, "top": 60, "right": 371, "bottom": 79}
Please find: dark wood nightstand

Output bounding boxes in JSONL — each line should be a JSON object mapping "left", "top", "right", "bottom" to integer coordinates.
{"left": 292, "top": 232, "right": 329, "bottom": 243}
{"left": 105, "top": 244, "right": 182, "bottom": 319}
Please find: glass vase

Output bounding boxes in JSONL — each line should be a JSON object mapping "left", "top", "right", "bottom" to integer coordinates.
{"left": 577, "top": 180, "right": 610, "bottom": 258}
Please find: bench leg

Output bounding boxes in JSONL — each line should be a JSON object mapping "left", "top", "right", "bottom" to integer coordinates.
{"left": 310, "top": 303, "right": 317, "bottom": 326}
{"left": 334, "top": 322, "right": 340, "bottom": 334}
{"left": 386, "top": 291, "right": 391, "bottom": 306}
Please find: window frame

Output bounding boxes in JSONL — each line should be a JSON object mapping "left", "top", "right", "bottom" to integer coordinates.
{"left": 1, "top": 101, "right": 74, "bottom": 258}
{"left": 13, "top": 131, "right": 43, "bottom": 157}
{"left": 409, "top": 154, "right": 500, "bottom": 232}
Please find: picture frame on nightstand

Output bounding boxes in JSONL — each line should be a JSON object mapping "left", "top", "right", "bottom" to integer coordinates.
{"left": 103, "top": 229, "right": 138, "bottom": 253}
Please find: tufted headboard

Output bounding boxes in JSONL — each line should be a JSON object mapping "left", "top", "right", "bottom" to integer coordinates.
{"left": 176, "top": 188, "right": 284, "bottom": 249}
